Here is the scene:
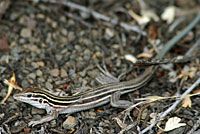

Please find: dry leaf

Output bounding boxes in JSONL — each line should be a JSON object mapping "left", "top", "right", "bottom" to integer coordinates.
{"left": 128, "top": 10, "right": 150, "bottom": 25}
{"left": 124, "top": 54, "right": 137, "bottom": 63}
{"left": 137, "top": 53, "right": 153, "bottom": 58}
{"left": 169, "top": 71, "right": 178, "bottom": 83}
{"left": 150, "top": 113, "right": 161, "bottom": 123}
{"left": 136, "top": 96, "right": 167, "bottom": 102}
{"left": 113, "top": 117, "right": 127, "bottom": 128}
{"left": 141, "top": 9, "right": 159, "bottom": 22}
{"left": 1, "top": 72, "right": 16, "bottom": 103}
{"left": 193, "top": 89, "right": 200, "bottom": 94}
{"left": 164, "top": 117, "right": 186, "bottom": 131}
{"left": 97, "top": 109, "right": 103, "bottom": 113}
{"left": 161, "top": 6, "right": 176, "bottom": 24}
{"left": 188, "top": 67, "right": 198, "bottom": 78}
{"left": 182, "top": 95, "right": 192, "bottom": 108}
{"left": 147, "top": 96, "right": 167, "bottom": 102}
{"left": 36, "top": 61, "right": 45, "bottom": 67}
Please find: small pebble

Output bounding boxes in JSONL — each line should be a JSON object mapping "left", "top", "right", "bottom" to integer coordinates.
{"left": 87, "top": 69, "right": 98, "bottom": 78}
{"left": 75, "top": 45, "right": 81, "bottom": 50}
{"left": 31, "top": 107, "right": 46, "bottom": 115}
{"left": 0, "top": 113, "right": 5, "bottom": 119}
{"left": 20, "top": 28, "right": 32, "bottom": 38}
{"left": 89, "top": 111, "right": 96, "bottom": 119}
{"left": 59, "top": 16, "right": 66, "bottom": 23}
{"left": 28, "top": 79, "right": 34, "bottom": 84}
{"left": 11, "top": 120, "right": 27, "bottom": 133}
{"left": 68, "top": 19, "right": 75, "bottom": 25}
{"left": 18, "top": 38, "right": 26, "bottom": 44}
{"left": 105, "top": 28, "right": 114, "bottom": 38}
{"left": 68, "top": 31, "right": 75, "bottom": 42}
{"left": 12, "top": 46, "right": 22, "bottom": 54}
{"left": 83, "top": 49, "right": 91, "bottom": 61}
{"left": 37, "top": 77, "right": 45, "bottom": 83}
{"left": 47, "top": 78, "right": 53, "bottom": 83}
{"left": 36, "top": 13, "right": 45, "bottom": 19}
{"left": 168, "top": 127, "right": 185, "bottom": 134}
{"left": 68, "top": 69, "right": 75, "bottom": 76}
{"left": 24, "top": 127, "right": 31, "bottom": 133}
{"left": 193, "top": 130, "right": 200, "bottom": 134}
{"left": 0, "top": 55, "right": 8, "bottom": 62}
{"left": 36, "top": 69, "right": 43, "bottom": 77}
{"left": 50, "top": 69, "right": 59, "bottom": 77}
{"left": 79, "top": 71, "right": 86, "bottom": 77}
{"left": 83, "top": 38, "right": 92, "bottom": 46}
{"left": 10, "top": 12, "right": 20, "bottom": 20}
{"left": 32, "top": 114, "right": 42, "bottom": 120}
{"left": 92, "top": 29, "right": 99, "bottom": 39}
{"left": 50, "top": 120, "right": 57, "bottom": 127}
{"left": 63, "top": 116, "right": 78, "bottom": 129}
{"left": 82, "top": 79, "right": 88, "bottom": 86}
{"left": 21, "top": 80, "right": 29, "bottom": 88}
{"left": 29, "top": 45, "right": 41, "bottom": 54}
{"left": 55, "top": 80, "right": 62, "bottom": 85}
{"left": 0, "top": 38, "right": 8, "bottom": 51}
{"left": 31, "top": 62, "right": 39, "bottom": 69}
{"left": 51, "top": 21, "right": 57, "bottom": 28}
{"left": 60, "top": 68, "right": 68, "bottom": 78}
{"left": 141, "top": 109, "right": 148, "bottom": 120}
{"left": 55, "top": 54, "right": 62, "bottom": 61}
{"left": 45, "top": 82, "right": 53, "bottom": 89}
{"left": 19, "top": 16, "right": 26, "bottom": 25}
{"left": 27, "top": 73, "right": 36, "bottom": 79}
{"left": 27, "top": 18, "right": 37, "bottom": 29}
{"left": 36, "top": 61, "right": 45, "bottom": 67}
{"left": 61, "top": 29, "right": 68, "bottom": 36}
{"left": 9, "top": 103, "right": 18, "bottom": 110}
{"left": 66, "top": 44, "right": 74, "bottom": 51}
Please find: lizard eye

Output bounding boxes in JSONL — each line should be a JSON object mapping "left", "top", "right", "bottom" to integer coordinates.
{"left": 27, "top": 94, "right": 32, "bottom": 98}
{"left": 39, "top": 99, "right": 43, "bottom": 104}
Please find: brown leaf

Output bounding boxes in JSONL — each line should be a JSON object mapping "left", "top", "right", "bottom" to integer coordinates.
{"left": 137, "top": 53, "right": 153, "bottom": 58}
{"left": 182, "top": 95, "right": 192, "bottom": 108}
{"left": 193, "top": 89, "right": 200, "bottom": 94}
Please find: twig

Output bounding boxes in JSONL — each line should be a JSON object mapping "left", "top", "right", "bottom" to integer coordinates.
{"left": 185, "top": 38, "right": 200, "bottom": 56}
{"left": 36, "top": 0, "right": 146, "bottom": 35}
{"left": 2, "top": 113, "right": 20, "bottom": 125}
{"left": 156, "top": 12, "right": 200, "bottom": 59}
{"left": 0, "top": 124, "right": 11, "bottom": 134}
{"left": 119, "top": 124, "right": 136, "bottom": 134}
{"left": 113, "top": 117, "right": 137, "bottom": 134}
{"left": 1, "top": 72, "right": 21, "bottom": 103}
{"left": 141, "top": 77, "right": 200, "bottom": 134}
{"left": 65, "top": 12, "right": 93, "bottom": 29}
{"left": 3, "top": 79, "right": 22, "bottom": 91}
{"left": 141, "top": 12, "right": 200, "bottom": 133}
{"left": 168, "top": 17, "right": 185, "bottom": 33}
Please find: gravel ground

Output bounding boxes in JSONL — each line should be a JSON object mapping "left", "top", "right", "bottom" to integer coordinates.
{"left": 0, "top": 0, "right": 200, "bottom": 133}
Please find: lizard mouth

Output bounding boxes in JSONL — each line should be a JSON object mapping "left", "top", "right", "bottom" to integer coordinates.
{"left": 13, "top": 93, "right": 28, "bottom": 101}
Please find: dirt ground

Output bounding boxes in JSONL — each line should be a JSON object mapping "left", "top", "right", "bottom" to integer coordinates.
{"left": 0, "top": 0, "right": 200, "bottom": 133}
